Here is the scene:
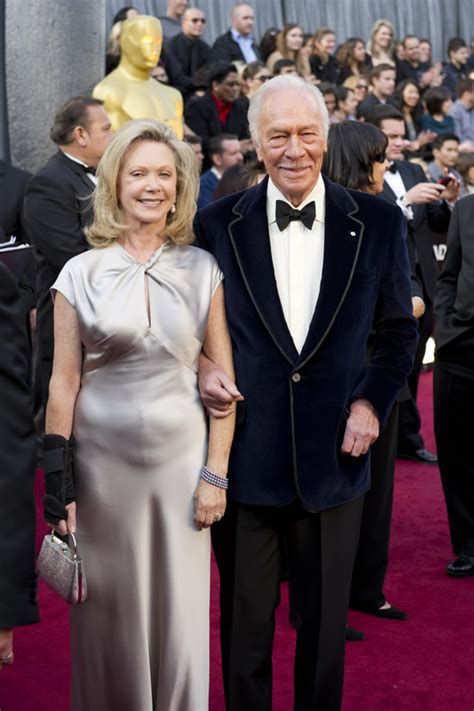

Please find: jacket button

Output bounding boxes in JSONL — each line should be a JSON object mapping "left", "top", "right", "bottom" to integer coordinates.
{"left": 291, "top": 372, "right": 301, "bottom": 383}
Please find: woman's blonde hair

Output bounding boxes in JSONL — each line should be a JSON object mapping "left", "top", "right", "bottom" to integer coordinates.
{"left": 367, "top": 19, "right": 396, "bottom": 59}
{"left": 85, "top": 118, "right": 199, "bottom": 248}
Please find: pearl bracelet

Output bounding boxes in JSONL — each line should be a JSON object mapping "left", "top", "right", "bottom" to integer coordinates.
{"left": 200, "top": 465, "right": 228, "bottom": 489}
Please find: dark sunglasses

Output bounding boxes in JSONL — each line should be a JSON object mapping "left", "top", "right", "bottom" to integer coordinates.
{"left": 356, "top": 84, "right": 368, "bottom": 90}
{"left": 190, "top": 17, "right": 206, "bottom": 23}
{"left": 222, "top": 81, "right": 240, "bottom": 87}
{"left": 256, "top": 75, "right": 272, "bottom": 82}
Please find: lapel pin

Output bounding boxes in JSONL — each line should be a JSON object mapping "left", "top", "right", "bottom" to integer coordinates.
{"left": 349, "top": 231, "right": 357, "bottom": 237}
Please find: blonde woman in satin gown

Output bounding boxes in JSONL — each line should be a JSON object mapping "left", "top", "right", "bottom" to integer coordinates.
{"left": 45, "top": 119, "right": 236, "bottom": 711}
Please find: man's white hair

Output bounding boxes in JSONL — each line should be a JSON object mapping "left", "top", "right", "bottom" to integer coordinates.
{"left": 248, "top": 75, "right": 329, "bottom": 147}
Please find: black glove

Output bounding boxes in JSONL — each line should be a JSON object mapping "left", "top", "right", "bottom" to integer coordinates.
{"left": 43, "top": 434, "right": 76, "bottom": 525}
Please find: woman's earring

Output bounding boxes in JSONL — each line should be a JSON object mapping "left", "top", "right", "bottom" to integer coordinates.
{"left": 170, "top": 203, "right": 176, "bottom": 214}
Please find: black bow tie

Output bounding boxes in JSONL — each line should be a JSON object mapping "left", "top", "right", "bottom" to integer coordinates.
{"left": 275, "top": 200, "right": 316, "bottom": 231}
{"left": 388, "top": 161, "right": 398, "bottom": 174}
{"left": 82, "top": 165, "right": 96, "bottom": 176}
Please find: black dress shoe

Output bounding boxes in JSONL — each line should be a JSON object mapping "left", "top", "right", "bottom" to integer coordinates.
{"left": 397, "top": 447, "right": 438, "bottom": 464}
{"left": 351, "top": 602, "right": 407, "bottom": 620}
{"left": 345, "top": 625, "right": 365, "bottom": 641}
{"left": 446, "top": 555, "right": 474, "bottom": 577}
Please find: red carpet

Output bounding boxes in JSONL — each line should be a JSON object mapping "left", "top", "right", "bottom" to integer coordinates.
{"left": 1, "top": 373, "right": 473, "bottom": 710}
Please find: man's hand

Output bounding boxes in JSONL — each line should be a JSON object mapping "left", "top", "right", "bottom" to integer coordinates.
{"left": 198, "top": 355, "right": 244, "bottom": 418}
{"left": 341, "top": 399, "right": 379, "bottom": 457}
{"left": 439, "top": 175, "right": 461, "bottom": 203}
{"left": 404, "top": 182, "right": 445, "bottom": 204}
{"left": 0, "top": 628, "right": 13, "bottom": 671}
{"left": 412, "top": 296, "right": 425, "bottom": 319}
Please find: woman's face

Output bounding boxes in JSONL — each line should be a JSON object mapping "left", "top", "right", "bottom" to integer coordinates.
{"left": 340, "top": 90, "right": 358, "bottom": 117}
{"left": 403, "top": 83, "right": 420, "bottom": 108}
{"left": 353, "top": 41, "right": 366, "bottom": 63}
{"left": 368, "top": 155, "right": 390, "bottom": 194}
{"left": 286, "top": 27, "right": 304, "bottom": 52}
{"left": 375, "top": 25, "right": 393, "bottom": 49}
{"left": 321, "top": 33, "right": 336, "bottom": 55}
{"left": 119, "top": 140, "right": 177, "bottom": 229}
{"left": 354, "top": 80, "right": 369, "bottom": 102}
{"left": 442, "top": 98, "right": 453, "bottom": 115}
{"left": 323, "top": 92, "right": 337, "bottom": 114}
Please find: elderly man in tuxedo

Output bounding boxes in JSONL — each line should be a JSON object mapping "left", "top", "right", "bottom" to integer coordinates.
{"left": 24, "top": 96, "right": 112, "bottom": 406}
{"left": 196, "top": 75, "right": 418, "bottom": 711}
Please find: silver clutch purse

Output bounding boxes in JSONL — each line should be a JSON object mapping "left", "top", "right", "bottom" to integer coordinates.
{"left": 37, "top": 531, "right": 88, "bottom": 604}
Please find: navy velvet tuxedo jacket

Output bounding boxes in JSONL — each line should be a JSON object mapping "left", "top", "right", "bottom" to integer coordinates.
{"left": 194, "top": 176, "right": 418, "bottom": 512}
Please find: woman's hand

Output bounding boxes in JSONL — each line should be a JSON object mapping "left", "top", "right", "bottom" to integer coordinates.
{"left": 193, "top": 480, "right": 226, "bottom": 530}
{"left": 0, "top": 628, "right": 13, "bottom": 671}
{"left": 52, "top": 501, "right": 77, "bottom": 536}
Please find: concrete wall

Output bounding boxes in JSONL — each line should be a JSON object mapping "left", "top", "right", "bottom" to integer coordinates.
{"left": 5, "top": 0, "right": 106, "bottom": 172}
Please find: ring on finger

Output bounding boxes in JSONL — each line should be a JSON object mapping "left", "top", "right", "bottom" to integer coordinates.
{"left": 213, "top": 513, "right": 222, "bottom": 523}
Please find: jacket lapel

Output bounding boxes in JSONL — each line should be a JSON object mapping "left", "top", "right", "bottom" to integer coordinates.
{"left": 228, "top": 179, "right": 299, "bottom": 364}
{"left": 297, "top": 179, "right": 364, "bottom": 367}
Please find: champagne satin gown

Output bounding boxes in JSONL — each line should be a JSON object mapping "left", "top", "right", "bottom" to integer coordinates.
{"left": 52, "top": 241, "right": 223, "bottom": 711}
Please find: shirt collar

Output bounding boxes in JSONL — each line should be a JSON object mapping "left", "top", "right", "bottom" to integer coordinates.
{"left": 267, "top": 175, "right": 326, "bottom": 227}
{"left": 231, "top": 28, "right": 253, "bottom": 43}
{"left": 62, "top": 151, "right": 89, "bottom": 169}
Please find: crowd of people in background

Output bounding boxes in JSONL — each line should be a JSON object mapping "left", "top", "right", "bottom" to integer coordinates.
{"left": 106, "top": 4, "right": 474, "bottom": 195}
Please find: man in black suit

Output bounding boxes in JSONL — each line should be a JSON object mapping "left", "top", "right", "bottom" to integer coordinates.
{"left": 210, "top": 3, "right": 260, "bottom": 64}
{"left": 0, "top": 263, "right": 39, "bottom": 668}
{"left": 434, "top": 194, "right": 474, "bottom": 577}
{"left": 196, "top": 76, "right": 417, "bottom": 711}
{"left": 0, "top": 160, "right": 35, "bottom": 324}
{"left": 184, "top": 62, "right": 250, "bottom": 161}
{"left": 164, "top": 7, "right": 210, "bottom": 104}
{"left": 24, "top": 96, "right": 112, "bottom": 406}
{"left": 367, "top": 104, "right": 457, "bottom": 464}
{"left": 0, "top": 160, "right": 31, "bottom": 245}
{"left": 357, "top": 64, "right": 396, "bottom": 120}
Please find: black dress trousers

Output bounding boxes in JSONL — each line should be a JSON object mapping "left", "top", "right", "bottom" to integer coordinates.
{"left": 213, "top": 496, "right": 364, "bottom": 711}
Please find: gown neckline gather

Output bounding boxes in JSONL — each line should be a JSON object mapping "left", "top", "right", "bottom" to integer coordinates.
{"left": 113, "top": 239, "right": 170, "bottom": 269}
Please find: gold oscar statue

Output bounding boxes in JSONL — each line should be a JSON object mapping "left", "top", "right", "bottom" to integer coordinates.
{"left": 93, "top": 15, "right": 184, "bottom": 138}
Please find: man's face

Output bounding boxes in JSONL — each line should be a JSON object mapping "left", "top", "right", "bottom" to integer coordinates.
{"left": 372, "top": 70, "right": 396, "bottom": 98}
{"left": 434, "top": 139, "right": 460, "bottom": 168}
{"left": 169, "top": 0, "right": 188, "bottom": 18}
{"left": 82, "top": 105, "right": 112, "bottom": 166}
{"left": 379, "top": 119, "right": 406, "bottom": 161}
{"left": 212, "top": 72, "right": 240, "bottom": 102}
{"left": 214, "top": 139, "right": 244, "bottom": 171}
{"left": 182, "top": 8, "right": 206, "bottom": 38}
{"left": 404, "top": 37, "right": 421, "bottom": 64}
{"left": 278, "top": 65, "right": 299, "bottom": 76}
{"left": 189, "top": 141, "right": 204, "bottom": 169}
{"left": 451, "top": 46, "right": 469, "bottom": 67}
{"left": 232, "top": 4, "right": 254, "bottom": 37}
{"left": 255, "top": 89, "right": 327, "bottom": 206}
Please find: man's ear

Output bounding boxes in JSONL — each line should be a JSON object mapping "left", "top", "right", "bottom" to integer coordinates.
{"left": 72, "top": 125, "right": 88, "bottom": 147}
{"left": 213, "top": 153, "right": 223, "bottom": 169}
{"left": 255, "top": 143, "right": 263, "bottom": 161}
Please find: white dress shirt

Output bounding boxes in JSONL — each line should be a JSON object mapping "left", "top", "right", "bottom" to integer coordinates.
{"left": 230, "top": 28, "right": 258, "bottom": 63}
{"left": 267, "top": 176, "right": 326, "bottom": 353}
{"left": 384, "top": 168, "right": 414, "bottom": 221}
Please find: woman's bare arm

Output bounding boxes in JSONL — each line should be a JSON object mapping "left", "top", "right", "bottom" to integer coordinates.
{"left": 44, "top": 292, "right": 82, "bottom": 534}
{"left": 194, "top": 284, "right": 237, "bottom": 529}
